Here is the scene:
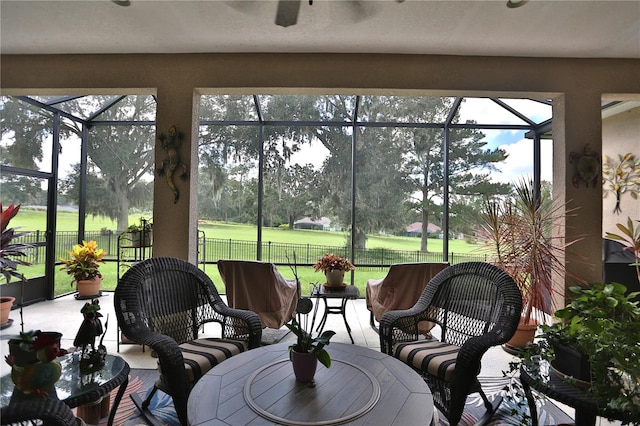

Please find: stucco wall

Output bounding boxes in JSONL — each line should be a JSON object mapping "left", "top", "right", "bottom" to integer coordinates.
{"left": 602, "top": 106, "right": 640, "bottom": 235}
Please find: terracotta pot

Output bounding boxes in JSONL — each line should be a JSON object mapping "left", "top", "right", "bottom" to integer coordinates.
{"left": 505, "top": 320, "right": 538, "bottom": 349}
{"left": 291, "top": 350, "right": 318, "bottom": 383}
{"left": 0, "top": 296, "right": 15, "bottom": 326}
{"left": 324, "top": 270, "right": 345, "bottom": 286}
{"left": 76, "top": 276, "right": 103, "bottom": 298}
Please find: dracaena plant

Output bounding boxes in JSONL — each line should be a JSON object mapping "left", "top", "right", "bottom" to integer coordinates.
{"left": 478, "top": 179, "right": 584, "bottom": 325}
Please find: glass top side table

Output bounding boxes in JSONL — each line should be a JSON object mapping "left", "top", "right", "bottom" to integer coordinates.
{"left": 1, "top": 353, "right": 130, "bottom": 425}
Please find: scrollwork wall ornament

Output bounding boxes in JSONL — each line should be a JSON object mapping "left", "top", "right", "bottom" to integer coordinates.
{"left": 569, "top": 144, "right": 600, "bottom": 188}
{"left": 602, "top": 152, "right": 640, "bottom": 214}
{"left": 157, "top": 125, "right": 189, "bottom": 203}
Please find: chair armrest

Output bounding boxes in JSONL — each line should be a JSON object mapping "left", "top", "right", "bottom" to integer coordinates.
{"left": 212, "top": 300, "right": 262, "bottom": 348}
{"left": 379, "top": 307, "right": 434, "bottom": 354}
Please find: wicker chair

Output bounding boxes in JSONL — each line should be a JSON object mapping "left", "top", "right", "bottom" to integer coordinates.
{"left": 1, "top": 398, "right": 80, "bottom": 426}
{"left": 379, "top": 262, "right": 522, "bottom": 426}
{"left": 366, "top": 262, "right": 450, "bottom": 333}
{"left": 114, "top": 257, "right": 262, "bottom": 426}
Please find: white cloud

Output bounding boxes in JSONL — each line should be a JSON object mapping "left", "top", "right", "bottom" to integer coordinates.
{"left": 491, "top": 138, "right": 553, "bottom": 184}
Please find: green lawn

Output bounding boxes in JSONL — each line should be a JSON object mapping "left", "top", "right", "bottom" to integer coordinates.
{"left": 6, "top": 208, "right": 487, "bottom": 297}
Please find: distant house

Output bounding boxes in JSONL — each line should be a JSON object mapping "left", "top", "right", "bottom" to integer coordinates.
{"left": 406, "top": 222, "right": 441, "bottom": 238}
{"left": 294, "top": 216, "right": 332, "bottom": 231}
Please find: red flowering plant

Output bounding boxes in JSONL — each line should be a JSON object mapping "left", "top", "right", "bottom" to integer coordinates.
{"left": 313, "top": 253, "right": 355, "bottom": 272}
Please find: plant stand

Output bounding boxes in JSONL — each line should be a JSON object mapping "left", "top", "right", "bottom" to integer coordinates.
{"left": 310, "top": 284, "right": 360, "bottom": 344}
{"left": 520, "top": 360, "right": 635, "bottom": 426}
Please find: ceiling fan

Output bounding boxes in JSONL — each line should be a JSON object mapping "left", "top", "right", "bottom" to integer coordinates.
{"left": 275, "top": 0, "right": 307, "bottom": 27}
{"left": 275, "top": 0, "right": 387, "bottom": 28}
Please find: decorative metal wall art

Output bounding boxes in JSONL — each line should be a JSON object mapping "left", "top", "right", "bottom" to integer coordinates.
{"left": 602, "top": 152, "right": 640, "bottom": 214}
{"left": 157, "top": 125, "right": 189, "bottom": 203}
{"left": 569, "top": 144, "right": 601, "bottom": 188}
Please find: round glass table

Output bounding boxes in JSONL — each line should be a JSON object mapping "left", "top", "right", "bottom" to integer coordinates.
{"left": 1, "top": 353, "right": 130, "bottom": 425}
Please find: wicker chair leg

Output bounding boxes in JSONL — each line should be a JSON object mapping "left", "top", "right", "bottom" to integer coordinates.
{"left": 131, "top": 387, "right": 166, "bottom": 426}
{"left": 472, "top": 390, "right": 503, "bottom": 426}
{"left": 369, "top": 311, "right": 379, "bottom": 333}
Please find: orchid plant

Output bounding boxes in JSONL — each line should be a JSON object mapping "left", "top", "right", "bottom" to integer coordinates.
{"left": 285, "top": 297, "right": 336, "bottom": 368}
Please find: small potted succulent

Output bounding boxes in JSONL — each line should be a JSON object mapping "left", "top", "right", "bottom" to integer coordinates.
{"left": 285, "top": 297, "right": 335, "bottom": 383}
{"left": 59, "top": 240, "right": 106, "bottom": 298}
{"left": 313, "top": 253, "right": 355, "bottom": 288}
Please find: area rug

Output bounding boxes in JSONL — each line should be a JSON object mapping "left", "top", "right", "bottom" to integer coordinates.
{"left": 114, "top": 371, "right": 574, "bottom": 426}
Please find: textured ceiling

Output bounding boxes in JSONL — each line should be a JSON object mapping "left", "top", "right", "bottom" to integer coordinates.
{"left": 1, "top": 0, "right": 639, "bottom": 58}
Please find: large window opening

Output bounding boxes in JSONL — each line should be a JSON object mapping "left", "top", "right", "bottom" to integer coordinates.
{"left": 1, "top": 94, "right": 156, "bottom": 300}
{"left": 196, "top": 94, "right": 552, "bottom": 292}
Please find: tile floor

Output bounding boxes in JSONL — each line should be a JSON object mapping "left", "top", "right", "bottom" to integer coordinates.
{"left": 0, "top": 292, "right": 623, "bottom": 425}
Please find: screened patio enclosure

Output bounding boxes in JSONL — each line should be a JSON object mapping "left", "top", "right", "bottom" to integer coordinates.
{"left": 1, "top": 93, "right": 555, "bottom": 301}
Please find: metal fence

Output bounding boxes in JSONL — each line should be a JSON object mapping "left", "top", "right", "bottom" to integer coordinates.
{"left": 15, "top": 231, "right": 489, "bottom": 268}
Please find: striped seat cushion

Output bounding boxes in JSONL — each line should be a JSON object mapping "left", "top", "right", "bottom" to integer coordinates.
{"left": 158, "top": 338, "right": 248, "bottom": 383}
{"left": 393, "top": 340, "right": 460, "bottom": 382}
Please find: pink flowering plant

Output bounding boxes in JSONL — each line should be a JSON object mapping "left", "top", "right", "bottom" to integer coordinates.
{"left": 313, "top": 253, "right": 355, "bottom": 272}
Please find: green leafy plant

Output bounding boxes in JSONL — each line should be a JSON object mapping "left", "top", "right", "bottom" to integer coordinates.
{"left": 285, "top": 297, "right": 336, "bottom": 368}
{"left": 506, "top": 282, "right": 640, "bottom": 423}
{"left": 605, "top": 216, "right": 640, "bottom": 284}
{"left": 126, "top": 217, "right": 152, "bottom": 233}
{"left": 543, "top": 282, "right": 640, "bottom": 415}
{"left": 59, "top": 240, "right": 106, "bottom": 284}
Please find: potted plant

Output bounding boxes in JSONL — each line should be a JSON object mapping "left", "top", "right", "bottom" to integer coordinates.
{"left": 506, "top": 282, "right": 640, "bottom": 423}
{"left": 59, "top": 240, "right": 106, "bottom": 298}
{"left": 313, "top": 253, "right": 355, "bottom": 288}
{"left": 478, "top": 179, "right": 584, "bottom": 349}
{"left": 284, "top": 297, "right": 336, "bottom": 383}
{"left": 1, "top": 203, "right": 34, "bottom": 331}
{"left": 126, "top": 218, "right": 152, "bottom": 247}
{"left": 5, "top": 329, "right": 67, "bottom": 394}
{"left": 605, "top": 216, "right": 640, "bottom": 286}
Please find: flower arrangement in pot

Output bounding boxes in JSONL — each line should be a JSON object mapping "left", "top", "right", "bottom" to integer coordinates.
{"left": 59, "top": 240, "right": 106, "bottom": 298}
{"left": 285, "top": 297, "right": 335, "bottom": 383}
{"left": 313, "top": 253, "right": 355, "bottom": 289}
